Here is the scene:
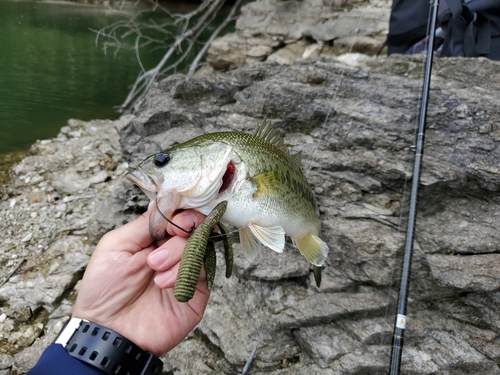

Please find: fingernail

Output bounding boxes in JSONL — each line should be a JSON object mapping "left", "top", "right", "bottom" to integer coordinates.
{"left": 176, "top": 213, "right": 197, "bottom": 232}
{"left": 148, "top": 249, "right": 169, "bottom": 268}
{"left": 154, "top": 270, "right": 173, "bottom": 286}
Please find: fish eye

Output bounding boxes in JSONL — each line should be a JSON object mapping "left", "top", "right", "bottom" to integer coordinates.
{"left": 153, "top": 153, "right": 170, "bottom": 167}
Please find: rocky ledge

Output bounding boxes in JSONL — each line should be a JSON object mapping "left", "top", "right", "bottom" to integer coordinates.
{"left": 2, "top": 53, "right": 500, "bottom": 374}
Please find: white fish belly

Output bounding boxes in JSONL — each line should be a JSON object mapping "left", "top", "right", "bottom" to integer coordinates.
{"left": 221, "top": 194, "right": 316, "bottom": 238}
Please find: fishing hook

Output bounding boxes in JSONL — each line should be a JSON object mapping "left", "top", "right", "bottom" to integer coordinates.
{"left": 154, "top": 193, "right": 195, "bottom": 234}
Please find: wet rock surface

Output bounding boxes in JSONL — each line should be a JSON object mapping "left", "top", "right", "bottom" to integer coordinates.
{"left": 2, "top": 2, "right": 500, "bottom": 374}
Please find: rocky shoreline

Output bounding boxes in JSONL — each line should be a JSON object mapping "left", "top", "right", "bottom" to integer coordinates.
{"left": 2, "top": 1, "right": 500, "bottom": 374}
{"left": 0, "top": 117, "right": 129, "bottom": 371}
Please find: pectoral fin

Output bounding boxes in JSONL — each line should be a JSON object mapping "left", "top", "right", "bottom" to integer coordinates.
{"left": 239, "top": 227, "right": 261, "bottom": 262}
{"left": 251, "top": 171, "right": 279, "bottom": 197}
{"left": 249, "top": 223, "right": 285, "bottom": 254}
{"left": 293, "top": 233, "right": 329, "bottom": 267}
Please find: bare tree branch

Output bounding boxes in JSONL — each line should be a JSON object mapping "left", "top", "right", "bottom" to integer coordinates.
{"left": 188, "top": 0, "right": 245, "bottom": 76}
{"left": 92, "top": 0, "right": 240, "bottom": 112}
{"left": 120, "top": 0, "right": 225, "bottom": 111}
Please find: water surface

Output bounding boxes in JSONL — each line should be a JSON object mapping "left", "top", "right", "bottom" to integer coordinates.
{"left": 0, "top": 0, "right": 225, "bottom": 156}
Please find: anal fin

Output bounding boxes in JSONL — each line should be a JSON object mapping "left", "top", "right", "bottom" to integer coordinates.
{"left": 239, "top": 227, "right": 261, "bottom": 262}
{"left": 249, "top": 223, "right": 285, "bottom": 254}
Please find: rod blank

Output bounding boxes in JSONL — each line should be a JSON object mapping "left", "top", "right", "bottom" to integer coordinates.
{"left": 388, "top": 1, "right": 440, "bottom": 374}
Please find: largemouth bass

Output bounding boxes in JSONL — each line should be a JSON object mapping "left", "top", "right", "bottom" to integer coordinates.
{"left": 127, "top": 121, "right": 329, "bottom": 287}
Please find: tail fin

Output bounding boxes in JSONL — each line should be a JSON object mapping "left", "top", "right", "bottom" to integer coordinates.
{"left": 293, "top": 233, "right": 329, "bottom": 267}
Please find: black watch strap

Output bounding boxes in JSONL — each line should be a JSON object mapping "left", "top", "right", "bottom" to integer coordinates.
{"left": 55, "top": 318, "right": 163, "bottom": 375}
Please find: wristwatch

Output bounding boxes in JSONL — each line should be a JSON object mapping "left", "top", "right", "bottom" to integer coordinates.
{"left": 54, "top": 318, "right": 163, "bottom": 375}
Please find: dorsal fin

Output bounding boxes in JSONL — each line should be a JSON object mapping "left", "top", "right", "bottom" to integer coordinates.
{"left": 253, "top": 119, "right": 288, "bottom": 154}
{"left": 290, "top": 151, "right": 303, "bottom": 168}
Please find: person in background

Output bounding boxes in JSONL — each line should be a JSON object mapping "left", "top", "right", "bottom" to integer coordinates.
{"left": 28, "top": 208, "right": 209, "bottom": 375}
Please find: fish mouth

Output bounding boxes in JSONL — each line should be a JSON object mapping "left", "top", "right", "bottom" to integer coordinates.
{"left": 126, "top": 167, "right": 158, "bottom": 201}
{"left": 127, "top": 167, "right": 175, "bottom": 240}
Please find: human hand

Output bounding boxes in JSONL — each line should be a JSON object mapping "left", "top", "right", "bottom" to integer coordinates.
{"left": 72, "top": 207, "right": 209, "bottom": 356}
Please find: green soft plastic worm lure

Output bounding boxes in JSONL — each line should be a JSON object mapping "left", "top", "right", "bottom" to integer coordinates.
{"left": 173, "top": 201, "right": 230, "bottom": 302}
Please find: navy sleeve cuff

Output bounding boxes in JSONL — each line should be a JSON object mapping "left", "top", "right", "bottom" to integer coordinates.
{"left": 27, "top": 343, "right": 105, "bottom": 375}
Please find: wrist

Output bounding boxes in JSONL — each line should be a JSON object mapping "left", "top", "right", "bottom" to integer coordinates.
{"left": 55, "top": 318, "right": 163, "bottom": 375}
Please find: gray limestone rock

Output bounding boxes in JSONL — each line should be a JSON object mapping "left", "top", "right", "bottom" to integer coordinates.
{"left": 110, "top": 54, "right": 500, "bottom": 374}
{"left": 207, "top": 0, "right": 390, "bottom": 71}
{"left": 1, "top": 22, "right": 500, "bottom": 375}
{"left": 426, "top": 253, "right": 500, "bottom": 292}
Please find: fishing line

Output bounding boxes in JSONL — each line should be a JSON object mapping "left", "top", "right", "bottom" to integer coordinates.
{"left": 375, "top": 175, "right": 410, "bottom": 375}
{"left": 154, "top": 193, "right": 195, "bottom": 234}
{"left": 240, "top": 7, "right": 372, "bottom": 375}
{"left": 298, "top": 2, "right": 437, "bottom": 373}
{"left": 305, "top": 6, "right": 368, "bottom": 176}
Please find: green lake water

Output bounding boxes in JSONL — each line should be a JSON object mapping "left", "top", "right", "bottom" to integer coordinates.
{"left": 0, "top": 0, "right": 227, "bottom": 156}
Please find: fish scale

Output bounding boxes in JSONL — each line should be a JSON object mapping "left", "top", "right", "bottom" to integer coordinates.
{"left": 181, "top": 131, "right": 319, "bottom": 219}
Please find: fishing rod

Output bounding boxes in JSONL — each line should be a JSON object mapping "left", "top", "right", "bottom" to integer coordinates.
{"left": 389, "top": 0, "right": 440, "bottom": 374}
